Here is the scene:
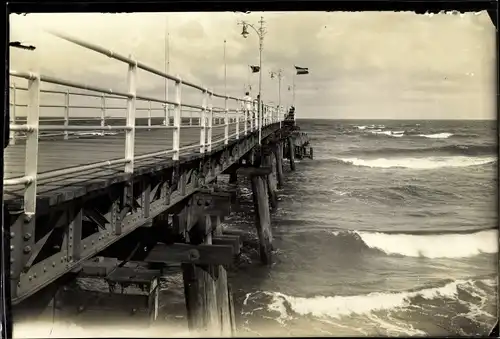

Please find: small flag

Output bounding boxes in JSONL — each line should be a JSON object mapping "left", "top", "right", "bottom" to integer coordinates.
{"left": 288, "top": 86, "right": 291, "bottom": 91}
{"left": 9, "top": 41, "right": 36, "bottom": 50}
{"left": 250, "top": 65, "right": 260, "bottom": 73}
{"left": 295, "top": 65, "right": 309, "bottom": 75}
{"left": 270, "top": 72, "right": 275, "bottom": 79}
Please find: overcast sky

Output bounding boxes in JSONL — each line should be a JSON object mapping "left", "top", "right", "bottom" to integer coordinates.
{"left": 9, "top": 11, "right": 496, "bottom": 120}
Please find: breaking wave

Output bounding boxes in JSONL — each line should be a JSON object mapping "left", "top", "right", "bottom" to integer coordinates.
{"left": 418, "top": 133, "right": 453, "bottom": 139}
{"left": 254, "top": 278, "right": 496, "bottom": 325}
{"left": 351, "top": 229, "right": 498, "bottom": 259}
{"left": 342, "top": 144, "right": 497, "bottom": 157}
{"left": 333, "top": 156, "right": 496, "bottom": 169}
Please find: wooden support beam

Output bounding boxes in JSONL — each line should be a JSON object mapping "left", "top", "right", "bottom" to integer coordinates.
{"left": 261, "top": 151, "right": 278, "bottom": 210}
{"left": 288, "top": 137, "right": 296, "bottom": 171}
{"left": 145, "top": 243, "right": 235, "bottom": 266}
{"left": 212, "top": 217, "right": 232, "bottom": 336}
{"left": 212, "top": 235, "right": 241, "bottom": 256}
{"left": 237, "top": 166, "right": 272, "bottom": 177}
{"left": 250, "top": 174, "right": 273, "bottom": 265}
{"left": 58, "top": 263, "right": 160, "bottom": 324}
{"left": 196, "top": 191, "right": 232, "bottom": 218}
{"left": 229, "top": 171, "right": 238, "bottom": 184}
{"left": 309, "top": 147, "right": 314, "bottom": 160}
{"left": 275, "top": 142, "right": 284, "bottom": 189}
{"left": 228, "top": 284, "right": 237, "bottom": 335}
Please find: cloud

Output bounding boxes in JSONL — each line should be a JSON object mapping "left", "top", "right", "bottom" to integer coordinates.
{"left": 9, "top": 11, "right": 496, "bottom": 119}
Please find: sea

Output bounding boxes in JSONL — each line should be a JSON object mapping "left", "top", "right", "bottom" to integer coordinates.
{"left": 11, "top": 118, "right": 499, "bottom": 338}
{"left": 222, "top": 119, "right": 498, "bottom": 337}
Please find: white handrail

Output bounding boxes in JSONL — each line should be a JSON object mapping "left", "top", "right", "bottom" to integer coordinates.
{"left": 5, "top": 33, "right": 286, "bottom": 218}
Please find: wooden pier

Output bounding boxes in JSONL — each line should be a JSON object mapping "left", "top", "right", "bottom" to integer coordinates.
{"left": 5, "top": 32, "right": 311, "bottom": 336}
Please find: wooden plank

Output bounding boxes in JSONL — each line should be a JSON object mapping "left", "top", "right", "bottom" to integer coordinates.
{"left": 106, "top": 267, "right": 161, "bottom": 285}
{"left": 212, "top": 235, "right": 241, "bottom": 256}
{"left": 237, "top": 166, "right": 272, "bottom": 177}
{"left": 145, "top": 243, "right": 235, "bottom": 266}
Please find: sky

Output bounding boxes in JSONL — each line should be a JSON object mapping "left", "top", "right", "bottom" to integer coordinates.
{"left": 9, "top": 11, "right": 497, "bottom": 120}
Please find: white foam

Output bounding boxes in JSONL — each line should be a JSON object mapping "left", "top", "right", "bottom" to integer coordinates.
{"left": 368, "top": 130, "right": 404, "bottom": 137}
{"left": 336, "top": 156, "right": 496, "bottom": 169}
{"left": 356, "top": 229, "right": 498, "bottom": 259}
{"left": 418, "top": 133, "right": 453, "bottom": 139}
{"left": 355, "top": 125, "right": 367, "bottom": 130}
{"left": 75, "top": 131, "right": 119, "bottom": 136}
{"left": 264, "top": 280, "right": 470, "bottom": 321}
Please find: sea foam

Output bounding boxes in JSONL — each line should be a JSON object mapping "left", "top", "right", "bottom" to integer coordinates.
{"left": 262, "top": 279, "right": 492, "bottom": 321}
{"left": 335, "top": 156, "right": 496, "bottom": 169}
{"left": 418, "top": 133, "right": 453, "bottom": 139}
{"left": 355, "top": 229, "right": 498, "bottom": 259}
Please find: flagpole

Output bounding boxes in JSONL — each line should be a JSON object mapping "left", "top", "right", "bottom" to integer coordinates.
{"left": 246, "top": 65, "right": 250, "bottom": 92}
{"left": 292, "top": 71, "right": 296, "bottom": 107}
{"left": 224, "top": 39, "right": 227, "bottom": 96}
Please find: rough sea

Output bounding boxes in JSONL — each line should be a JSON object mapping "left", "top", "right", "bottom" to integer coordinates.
{"left": 223, "top": 119, "right": 498, "bottom": 337}
{"left": 11, "top": 119, "right": 499, "bottom": 338}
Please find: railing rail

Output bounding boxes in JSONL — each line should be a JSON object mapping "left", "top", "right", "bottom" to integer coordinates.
{"left": 6, "top": 33, "right": 286, "bottom": 218}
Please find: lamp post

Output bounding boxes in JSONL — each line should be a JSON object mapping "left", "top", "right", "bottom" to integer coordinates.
{"left": 270, "top": 69, "right": 283, "bottom": 120}
{"left": 238, "top": 16, "right": 266, "bottom": 144}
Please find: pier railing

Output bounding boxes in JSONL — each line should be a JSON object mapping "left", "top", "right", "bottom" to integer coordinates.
{"left": 6, "top": 32, "right": 285, "bottom": 220}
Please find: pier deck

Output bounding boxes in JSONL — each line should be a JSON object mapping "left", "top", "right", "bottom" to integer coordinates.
{"left": 5, "top": 31, "right": 310, "bottom": 336}
{"left": 4, "top": 124, "right": 245, "bottom": 208}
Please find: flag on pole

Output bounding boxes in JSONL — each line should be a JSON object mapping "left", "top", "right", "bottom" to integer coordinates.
{"left": 295, "top": 66, "right": 309, "bottom": 75}
{"left": 250, "top": 65, "right": 260, "bottom": 73}
{"left": 288, "top": 85, "right": 291, "bottom": 91}
{"left": 270, "top": 72, "right": 275, "bottom": 79}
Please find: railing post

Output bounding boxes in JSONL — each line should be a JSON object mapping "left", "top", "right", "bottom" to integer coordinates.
{"left": 100, "top": 94, "right": 106, "bottom": 136}
{"left": 235, "top": 107, "right": 240, "bottom": 140}
{"left": 64, "top": 90, "right": 69, "bottom": 140}
{"left": 125, "top": 59, "right": 137, "bottom": 174}
{"left": 148, "top": 100, "right": 152, "bottom": 130}
{"left": 207, "top": 90, "right": 213, "bottom": 152}
{"left": 224, "top": 96, "right": 229, "bottom": 145}
{"left": 243, "top": 99, "right": 248, "bottom": 136}
{"left": 173, "top": 76, "right": 182, "bottom": 161}
{"left": 25, "top": 74, "right": 41, "bottom": 223}
{"left": 189, "top": 110, "right": 193, "bottom": 126}
{"left": 10, "top": 83, "right": 17, "bottom": 145}
{"left": 200, "top": 89, "right": 207, "bottom": 154}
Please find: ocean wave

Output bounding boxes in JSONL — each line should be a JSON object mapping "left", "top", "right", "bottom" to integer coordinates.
{"left": 259, "top": 278, "right": 495, "bottom": 322}
{"left": 366, "top": 130, "right": 405, "bottom": 138}
{"left": 332, "top": 229, "right": 498, "bottom": 259}
{"left": 333, "top": 156, "right": 496, "bottom": 169}
{"left": 342, "top": 144, "right": 497, "bottom": 157}
{"left": 418, "top": 133, "right": 454, "bottom": 139}
{"left": 75, "top": 131, "right": 119, "bottom": 136}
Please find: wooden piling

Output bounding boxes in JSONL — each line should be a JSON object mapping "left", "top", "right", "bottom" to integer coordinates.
{"left": 227, "top": 284, "right": 237, "bottom": 335}
{"left": 309, "top": 147, "right": 314, "bottom": 160}
{"left": 229, "top": 171, "right": 238, "bottom": 184}
{"left": 181, "top": 218, "right": 220, "bottom": 335}
{"left": 250, "top": 173, "right": 273, "bottom": 264}
{"left": 288, "top": 137, "right": 296, "bottom": 171}
{"left": 213, "top": 217, "right": 232, "bottom": 336}
{"left": 261, "top": 149, "right": 278, "bottom": 210}
{"left": 275, "top": 142, "right": 284, "bottom": 189}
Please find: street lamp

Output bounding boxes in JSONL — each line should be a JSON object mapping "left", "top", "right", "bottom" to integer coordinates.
{"left": 238, "top": 16, "right": 266, "bottom": 145}
{"left": 270, "top": 69, "right": 284, "bottom": 120}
